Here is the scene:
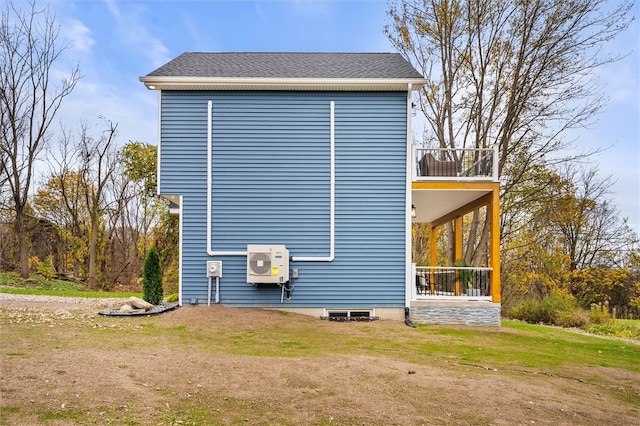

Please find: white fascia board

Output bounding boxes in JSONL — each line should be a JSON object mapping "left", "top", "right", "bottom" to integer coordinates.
{"left": 139, "top": 76, "right": 427, "bottom": 91}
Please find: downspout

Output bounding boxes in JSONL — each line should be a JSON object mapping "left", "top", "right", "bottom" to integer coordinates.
{"left": 206, "top": 100, "right": 335, "bottom": 261}
{"left": 178, "top": 196, "right": 183, "bottom": 306}
{"left": 405, "top": 84, "right": 413, "bottom": 312}
{"left": 156, "top": 90, "right": 162, "bottom": 197}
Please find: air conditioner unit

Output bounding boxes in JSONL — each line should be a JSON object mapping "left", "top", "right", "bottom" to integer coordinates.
{"left": 247, "top": 244, "right": 289, "bottom": 285}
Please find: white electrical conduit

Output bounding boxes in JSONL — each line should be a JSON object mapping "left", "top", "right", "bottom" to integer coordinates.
{"left": 206, "top": 100, "right": 335, "bottom": 262}
{"left": 207, "top": 276, "right": 220, "bottom": 306}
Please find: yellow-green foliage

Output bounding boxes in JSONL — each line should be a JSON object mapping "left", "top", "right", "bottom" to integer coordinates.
{"left": 164, "top": 293, "right": 179, "bottom": 303}
{"left": 36, "top": 256, "right": 57, "bottom": 280}
{"left": 507, "top": 289, "right": 587, "bottom": 327}
{"left": 163, "top": 262, "right": 179, "bottom": 295}
{"left": 589, "top": 301, "right": 612, "bottom": 324}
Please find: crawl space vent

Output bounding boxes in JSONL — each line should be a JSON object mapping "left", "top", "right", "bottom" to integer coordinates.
{"left": 321, "top": 310, "right": 378, "bottom": 322}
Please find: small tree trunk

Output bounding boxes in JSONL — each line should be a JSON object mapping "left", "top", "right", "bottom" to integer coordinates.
{"left": 87, "top": 213, "right": 98, "bottom": 289}
{"left": 16, "top": 210, "right": 29, "bottom": 278}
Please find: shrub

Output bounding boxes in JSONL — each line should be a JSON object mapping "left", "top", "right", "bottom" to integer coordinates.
{"left": 507, "top": 299, "right": 553, "bottom": 324}
{"left": 164, "top": 293, "right": 179, "bottom": 303}
{"left": 36, "top": 256, "right": 57, "bottom": 280}
{"left": 142, "top": 245, "right": 163, "bottom": 305}
{"left": 554, "top": 310, "right": 588, "bottom": 328}
{"left": 163, "top": 262, "right": 179, "bottom": 295}
{"left": 507, "top": 290, "right": 585, "bottom": 327}
{"left": 589, "top": 301, "right": 612, "bottom": 324}
{"left": 584, "top": 321, "right": 640, "bottom": 339}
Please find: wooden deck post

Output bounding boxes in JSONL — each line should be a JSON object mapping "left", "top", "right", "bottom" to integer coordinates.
{"left": 430, "top": 226, "right": 437, "bottom": 294}
{"left": 454, "top": 216, "right": 463, "bottom": 295}
{"left": 490, "top": 188, "right": 501, "bottom": 303}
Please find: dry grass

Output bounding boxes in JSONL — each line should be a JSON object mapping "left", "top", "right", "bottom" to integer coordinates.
{"left": 1, "top": 300, "right": 639, "bottom": 425}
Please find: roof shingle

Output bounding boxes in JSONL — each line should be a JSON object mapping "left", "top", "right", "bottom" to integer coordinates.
{"left": 145, "top": 52, "right": 424, "bottom": 80}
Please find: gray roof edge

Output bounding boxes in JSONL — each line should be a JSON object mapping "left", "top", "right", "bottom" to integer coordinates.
{"left": 143, "top": 52, "right": 425, "bottom": 80}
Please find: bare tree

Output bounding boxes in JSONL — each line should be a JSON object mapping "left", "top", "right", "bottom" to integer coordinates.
{"left": 0, "top": 0, "right": 80, "bottom": 277}
{"left": 550, "top": 166, "right": 632, "bottom": 272}
{"left": 386, "top": 0, "right": 633, "bottom": 264}
{"left": 78, "top": 120, "right": 118, "bottom": 289}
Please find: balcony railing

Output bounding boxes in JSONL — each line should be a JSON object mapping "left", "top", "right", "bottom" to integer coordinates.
{"left": 413, "top": 146, "right": 499, "bottom": 181}
{"left": 413, "top": 266, "right": 492, "bottom": 299}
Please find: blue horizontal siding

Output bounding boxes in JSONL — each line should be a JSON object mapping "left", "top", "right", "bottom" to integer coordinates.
{"left": 160, "top": 91, "right": 407, "bottom": 308}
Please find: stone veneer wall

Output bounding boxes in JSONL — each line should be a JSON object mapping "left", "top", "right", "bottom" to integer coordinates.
{"left": 410, "top": 300, "right": 501, "bottom": 326}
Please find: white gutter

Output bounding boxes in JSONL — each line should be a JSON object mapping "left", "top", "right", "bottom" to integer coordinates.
{"left": 206, "top": 100, "right": 335, "bottom": 261}
{"left": 140, "top": 76, "right": 428, "bottom": 91}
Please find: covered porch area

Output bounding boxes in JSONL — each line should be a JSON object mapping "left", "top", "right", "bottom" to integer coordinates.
{"left": 409, "top": 180, "right": 501, "bottom": 326}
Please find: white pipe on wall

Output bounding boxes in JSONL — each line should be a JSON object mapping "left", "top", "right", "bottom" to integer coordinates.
{"left": 207, "top": 100, "right": 247, "bottom": 256}
{"left": 404, "top": 84, "right": 413, "bottom": 308}
{"left": 206, "top": 100, "right": 335, "bottom": 262}
{"left": 291, "top": 100, "right": 335, "bottom": 262}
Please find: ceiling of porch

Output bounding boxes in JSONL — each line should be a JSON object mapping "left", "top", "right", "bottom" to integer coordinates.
{"left": 411, "top": 186, "right": 493, "bottom": 225}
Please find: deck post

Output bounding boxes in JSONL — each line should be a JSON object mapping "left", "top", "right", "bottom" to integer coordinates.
{"left": 454, "top": 216, "right": 463, "bottom": 295}
{"left": 490, "top": 188, "right": 501, "bottom": 302}
{"left": 430, "top": 226, "right": 437, "bottom": 295}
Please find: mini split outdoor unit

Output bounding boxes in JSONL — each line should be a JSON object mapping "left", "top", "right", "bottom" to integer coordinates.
{"left": 246, "top": 244, "right": 289, "bottom": 285}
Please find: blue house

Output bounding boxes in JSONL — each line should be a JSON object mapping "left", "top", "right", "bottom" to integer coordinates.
{"left": 140, "top": 52, "right": 501, "bottom": 325}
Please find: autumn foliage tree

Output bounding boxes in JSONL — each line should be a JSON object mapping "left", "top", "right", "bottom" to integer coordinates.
{"left": 499, "top": 163, "right": 639, "bottom": 313}
{"left": 386, "top": 0, "right": 633, "bottom": 265}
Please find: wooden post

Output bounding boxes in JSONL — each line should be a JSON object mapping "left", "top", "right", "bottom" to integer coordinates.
{"left": 490, "top": 189, "right": 501, "bottom": 303}
{"left": 430, "top": 226, "right": 437, "bottom": 294}
{"left": 454, "top": 216, "right": 463, "bottom": 296}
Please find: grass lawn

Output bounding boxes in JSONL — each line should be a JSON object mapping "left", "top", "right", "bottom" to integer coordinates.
{"left": 0, "top": 272, "right": 141, "bottom": 299}
{"left": 0, "top": 304, "right": 638, "bottom": 425}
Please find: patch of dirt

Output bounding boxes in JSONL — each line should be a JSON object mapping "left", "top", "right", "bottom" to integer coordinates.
{"left": 1, "top": 297, "right": 639, "bottom": 425}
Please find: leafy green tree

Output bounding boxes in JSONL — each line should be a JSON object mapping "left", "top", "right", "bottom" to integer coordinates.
{"left": 118, "top": 141, "right": 157, "bottom": 197}
{"left": 142, "top": 245, "right": 163, "bottom": 305}
{"left": 118, "top": 141, "right": 162, "bottom": 255}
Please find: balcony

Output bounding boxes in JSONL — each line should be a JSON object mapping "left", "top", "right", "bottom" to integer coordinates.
{"left": 410, "top": 146, "right": 501, "bottom": 306}
{"left": 413, "top": 146, "right": 499, "bottom": 182}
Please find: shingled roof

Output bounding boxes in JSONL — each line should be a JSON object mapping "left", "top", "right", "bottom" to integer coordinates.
{"left": 140, "top": 52, "right": 426, "bottom": 91}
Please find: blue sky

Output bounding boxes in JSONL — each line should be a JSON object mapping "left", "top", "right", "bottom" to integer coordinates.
{"left": 44, "top": 0, "right": 639, "bottom": 233}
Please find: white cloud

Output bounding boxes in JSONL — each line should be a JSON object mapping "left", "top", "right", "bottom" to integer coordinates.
{"left": 55, "top": 78, "right": 158, "bottom": 148}
{"left": 103, "top": 0, "right": 121, "bottom": 20}
{"left": 61, "top": 18, "right": 95, "bottom": 53}
{"left": 104, "top": 2, "right": 170, "bottom": 68}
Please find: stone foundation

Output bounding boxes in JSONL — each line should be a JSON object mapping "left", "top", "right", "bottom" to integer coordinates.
{"left": 410, "top": 300, "right": 501, "bottom": 326}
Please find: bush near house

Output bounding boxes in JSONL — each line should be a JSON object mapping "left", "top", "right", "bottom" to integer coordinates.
{"left": 506, "top": 290, "right": 588, "bottom": 327}
{"left": 506, "top": 290, "right": 640, "bottom": 339}
{"left": 142, "top": 245, "right": 163, "bottom": 305}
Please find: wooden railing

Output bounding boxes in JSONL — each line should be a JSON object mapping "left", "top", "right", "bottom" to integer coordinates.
{"left": 413, "top": 147, "right": 498, "bottom": 181}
